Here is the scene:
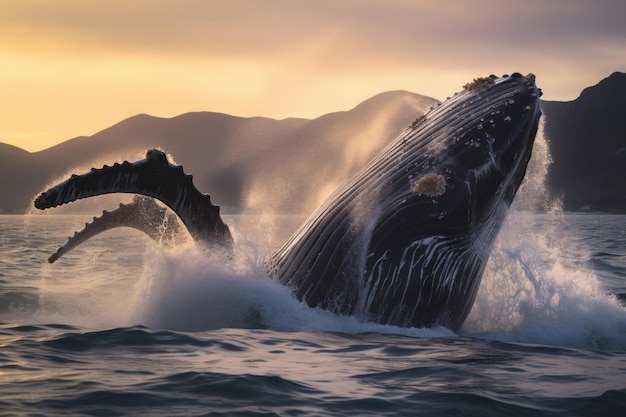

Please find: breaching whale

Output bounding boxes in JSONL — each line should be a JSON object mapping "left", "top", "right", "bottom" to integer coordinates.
{"left": 34, "top": 73, "right": 542, "bottom": 331}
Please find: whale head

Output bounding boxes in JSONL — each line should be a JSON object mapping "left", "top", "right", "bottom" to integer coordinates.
{"left": 397, "top": 73, "right": 541, "bottom": 238}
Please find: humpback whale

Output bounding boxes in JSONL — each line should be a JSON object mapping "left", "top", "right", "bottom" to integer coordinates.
{"left": 34, "top": 73, "right": 542, "bottom": 331}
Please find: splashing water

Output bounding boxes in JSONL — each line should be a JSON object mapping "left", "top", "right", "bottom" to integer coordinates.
{"left": 124, "top": 233, "right": 453, "bottom": 338}
{"left": 25, "top": 118, "right": 626, "bottom": 350}
{"left": 463, "top": 121, "right": 626, "bottom": 350}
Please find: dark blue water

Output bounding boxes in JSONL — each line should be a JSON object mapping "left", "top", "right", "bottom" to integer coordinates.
{"left": 1, "top": 213, "right": 625, "bottom": 416}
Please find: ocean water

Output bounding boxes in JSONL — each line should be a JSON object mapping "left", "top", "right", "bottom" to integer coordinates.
{"left": 1, "top": 211, "right": 625, "bottom": 416}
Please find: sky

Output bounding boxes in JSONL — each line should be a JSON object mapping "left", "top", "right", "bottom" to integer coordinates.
{"left": 1, "top": 0, "right": 625, "bottom": 152}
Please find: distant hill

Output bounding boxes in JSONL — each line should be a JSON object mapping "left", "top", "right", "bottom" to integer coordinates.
{"left": 542, "top": 72, "right": 626, "bottom": 212}
{"left": 2, "top": 73, "right": 625, "bottom": 214}
{"left": 0, "top": 143, "right": 41, "bottom": 212}
{"left": 0, "top": 91, "right": 437, "bottom": 213}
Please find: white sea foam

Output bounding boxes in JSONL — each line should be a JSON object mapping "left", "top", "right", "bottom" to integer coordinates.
{"left": 22, "top": 118, "right": 626, "bottom": 349}
{"left": 125, "top": 239, "right": 453, "bottom": 338}
{"left": 462, "top": 120, "right": 626, "bottom": 350}
{"left": 464, "top": 211, "right": 626, "bottom": 350}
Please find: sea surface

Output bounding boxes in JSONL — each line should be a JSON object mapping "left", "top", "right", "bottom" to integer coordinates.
{"left": 1, "top": 212, "right": 625, "bottom": 416}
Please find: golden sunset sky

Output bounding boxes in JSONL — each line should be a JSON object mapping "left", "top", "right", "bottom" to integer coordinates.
{"left": 1, "top": 0, "right": 625, "bottom": 152}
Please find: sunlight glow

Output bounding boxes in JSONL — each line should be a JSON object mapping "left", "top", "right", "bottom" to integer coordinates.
{"left": 1, "top": 1, "right": 623, "bottom": 152}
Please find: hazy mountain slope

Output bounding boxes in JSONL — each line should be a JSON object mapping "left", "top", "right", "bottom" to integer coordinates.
{"left": 4, "top": 73, "right": 625, "bottom": 214}
{"left": 1, "top": 91, "right": 437, "bottom": 213}
{"left": 0, "top": 143, "right": 42, "bottom": 211}
{"left": 542, "top": 72, "right": 626, "bottom": 212}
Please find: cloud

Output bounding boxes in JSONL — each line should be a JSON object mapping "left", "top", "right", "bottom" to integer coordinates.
{"left": 0, "top": 0, "right": 625, "bottom": 151}
{"left": 4, "top": 1, "right": 625, "bottom": 62}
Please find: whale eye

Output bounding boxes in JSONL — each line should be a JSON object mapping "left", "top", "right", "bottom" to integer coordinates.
{"left": 412, "top": 173, "right": 447, "bottom": 197}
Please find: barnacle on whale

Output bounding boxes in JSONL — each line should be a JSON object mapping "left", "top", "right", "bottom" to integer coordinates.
{"left": 412, "top": 173, "right": 447, "bottom": 197}
{"left": 463, "top": 76, "right": 496, "bottom": 91}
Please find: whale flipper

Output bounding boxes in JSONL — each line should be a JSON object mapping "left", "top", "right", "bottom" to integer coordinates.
{"left": 48, "top": 196, "right": 183, "bottom": 263}
{"left": 34, "top": 149, "right": 233, "bottom": 251}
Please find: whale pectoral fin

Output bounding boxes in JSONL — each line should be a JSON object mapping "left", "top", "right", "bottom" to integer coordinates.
{"left": 34, "top": 149, "right": 233, "bottom": 252}
{"left": 48, "top": 196, "right": 183, "bottom": 263}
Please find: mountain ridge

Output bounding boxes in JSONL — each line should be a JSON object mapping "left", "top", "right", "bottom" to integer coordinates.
{"left": 2, "top": 74, "right": 625, "bottom": 213}
{"left": 541, "top": 71, "right": 626, "bottom": 212}
{"left": 1, "top": 91, "right": 438, "bottom": 213}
